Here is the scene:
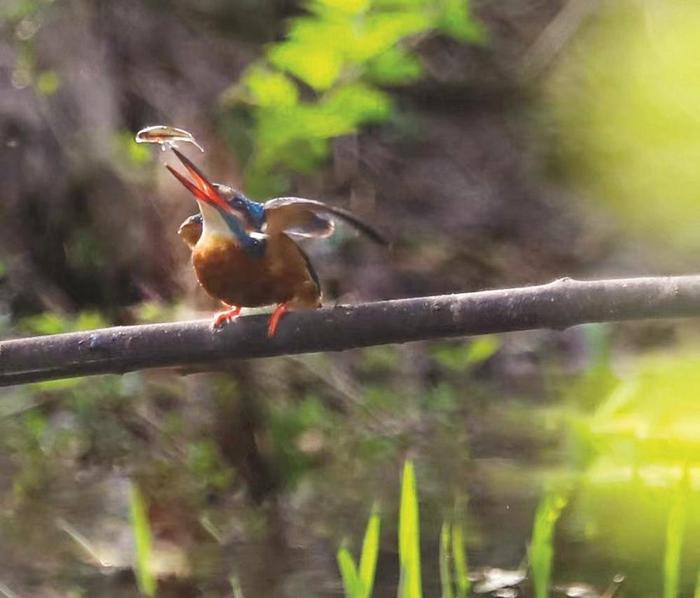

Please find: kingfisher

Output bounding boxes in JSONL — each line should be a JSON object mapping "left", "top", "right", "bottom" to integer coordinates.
{"left": 167, "top": 149, "right": 386, "bottom": 337}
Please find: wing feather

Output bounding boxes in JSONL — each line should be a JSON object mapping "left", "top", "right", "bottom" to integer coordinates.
{"left": 263, "top": 197, "right": 388, "bottom": 245}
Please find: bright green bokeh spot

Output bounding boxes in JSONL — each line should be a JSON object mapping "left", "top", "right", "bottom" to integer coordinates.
{"left": 112, "top": 131, "right": 151, "bottom": 167}
{"left": 549, "top": 2, "right": 700, "bottom": 248}
{"left": 35, "top": 70, "right": 60, "bottom": 96}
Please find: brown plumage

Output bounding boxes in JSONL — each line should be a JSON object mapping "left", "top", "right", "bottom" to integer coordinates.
{"left": 191, "top": 233, "right": 320, "bottom": 311}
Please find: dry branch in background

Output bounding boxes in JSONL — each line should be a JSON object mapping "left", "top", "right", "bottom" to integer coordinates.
{"left": 2, "top": 275, "right": 700, "bottom": 387}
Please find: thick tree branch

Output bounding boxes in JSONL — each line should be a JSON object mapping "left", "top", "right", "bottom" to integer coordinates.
{"left": 2, "top": 275, "right": 700, "bottom": 387}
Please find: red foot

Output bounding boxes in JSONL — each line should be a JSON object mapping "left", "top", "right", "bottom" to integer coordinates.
{"left": 267, "top": 303, "right": 289, "bottom": 337}
{"left": 212, "top": 306, "right": 242, "bottom": 329}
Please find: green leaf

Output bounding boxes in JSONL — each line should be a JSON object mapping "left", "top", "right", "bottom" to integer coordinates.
{"left": 270, "top": 42, "right": 344, "bottom": 91}
{"left": 439, "top": 522, "right": 454, "bottom": 598}
{"left": 129, "top": 481, "right": 156, "bottom": 597}
{"left": 229, "top": 575, "right": 245, "bottom": 598}
{"left": 268, "top": 18, "right": 348, "bottom": 92}
{"left": 312, "top": 0, "right": 370, "bottom": 15}
{"left": 529, "top": 491, "right": 569, "bottom": 598}
{"left": 337, "top": 545, "right": 364, "bottom": 598}
{"left": 320, "top": 84, "right": 393, "bottom": 125}
{"left": 244, "top": 66, "right": 299, "bottom": 107}
{"left": 346, "top": 12, "right": 430, "bottom": 63}
{"left": 464, "top": 336, "right": 500, "bottom": 365}
{"left": 435, "top": 0, "right": 485, "bottom": 42}
{"left": 451, "top": 523, "right": 470, "bottom": 598}
{"left": 366, "top": 48, "right": 423, "bottom": 85}
{"left": 431, "top": 337, "right": 500, "bottom": 371}
{"left": 398, "top": 460, "right": 422, "bottom": 598}
{"left": 359, "top": 507, "right": 381, "bottom": 598}
{"left": 664, "top": 467, "right": 690, "bottom": 598}
{"left": 373, "top": 0, "right": 425, "bottom": 7}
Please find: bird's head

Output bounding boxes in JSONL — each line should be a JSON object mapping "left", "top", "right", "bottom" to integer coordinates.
{"left": 167, "top": 150, "right": 264, "bottom": 255}
{"left": 215, "top": 184, "right": 266, "bottom": 231}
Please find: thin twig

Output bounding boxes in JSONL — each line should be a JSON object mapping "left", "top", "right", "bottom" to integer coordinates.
{"left": 521, "top": 0, "right": 601, "bottom": 79}
{"left": 1, "top": 275, "right": 700, "bottom": 386}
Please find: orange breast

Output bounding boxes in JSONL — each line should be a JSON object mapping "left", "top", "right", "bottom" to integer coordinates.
{"left": 192, "top": 234, "right": 320, "bottom": 308}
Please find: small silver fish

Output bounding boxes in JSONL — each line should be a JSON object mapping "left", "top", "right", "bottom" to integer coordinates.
{"left": 135, "top": 125, "right": 204, "bottom": 152}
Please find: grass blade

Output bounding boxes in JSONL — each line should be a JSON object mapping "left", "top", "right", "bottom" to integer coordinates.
{"left": 398, "top": 460, "right": 422, "bottom": 598}
{"left": 440, "top": 522, "right": 454, "bottom": 598}
{"left": 663, "top": 467, "right": 690, "bottom": 598}
{"left": 129, "top": 480, "right": 156, "bottom": 597}
{"left": 359, "top": 507, "right": 381, "bottom": 598}
{"left": 452, "top": 523, "right": 470, "bottom": 598}
{"left": 529, "top": 490, "right": 568, "bottom": 598}
{"left": 338, "top": 545, "right": 363, "bottom": 598}
{"left": 229, "top": 575, "right": 245, "bottom": 598}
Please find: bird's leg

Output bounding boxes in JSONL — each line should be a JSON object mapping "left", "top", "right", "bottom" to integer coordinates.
{"left": 267, "top": 303, "right": 289, "bottom": 337}
{"left": 212, "top": 305, "right": 242, "bottom": 330}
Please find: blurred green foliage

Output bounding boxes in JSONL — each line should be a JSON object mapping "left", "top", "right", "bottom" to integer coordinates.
{"left": 222, "top": 0, "right": 484, "bottom": 195}
{"left": 268, "top": 394, "right": 328, "bottom": 487}
{"left": 556, "top": 345, "right": 700, "bottom": 596}
{"left": 431, "top": 337, "right": 499, "bottom": 372}
{"left": 549, "top": 1, "right": 700, "bottom": 248}
{"left": 112, "top": 131, "right": 154, "bottom": 170}
{"left": 20, "top": 310, "right": 107, "bottom": 335}
{"left": 585, "top": 352, "right": 700, "bottom": 464}
{"left": 5, "top": 0, "right": 58, "bottom": 92}
{"left": 186, "top": 440, "right": 234, "bottom": 492}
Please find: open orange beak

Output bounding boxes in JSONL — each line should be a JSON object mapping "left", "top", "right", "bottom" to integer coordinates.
{"left": 167, "top": 149, "right": 249, "bottom": 223}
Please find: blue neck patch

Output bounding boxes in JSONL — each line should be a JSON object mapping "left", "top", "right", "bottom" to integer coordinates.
{"left": 241, "top": 195, "right": 266, "bottom": 229}
{"left": 220, "top": 209, "right": 266, "bottom": 258}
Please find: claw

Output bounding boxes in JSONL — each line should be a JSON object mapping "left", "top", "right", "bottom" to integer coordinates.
{"left": 267, "top": 303, "right": 289, "bottom": 337}
{"left": 212, "top": 306, "right": 242, "bottom": 330}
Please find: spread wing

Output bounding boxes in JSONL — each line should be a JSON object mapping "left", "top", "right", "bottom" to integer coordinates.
{"left": 263, "top": 197, "right": 388, "bottom": 245}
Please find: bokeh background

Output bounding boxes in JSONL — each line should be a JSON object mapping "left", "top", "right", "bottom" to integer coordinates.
{"left": 1, "top": 1, "right": 699, "bottom": 596}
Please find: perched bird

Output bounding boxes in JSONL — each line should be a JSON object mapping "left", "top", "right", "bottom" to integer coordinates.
{"left": 167, "top": 150, "right": 386, "bottom": 336}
